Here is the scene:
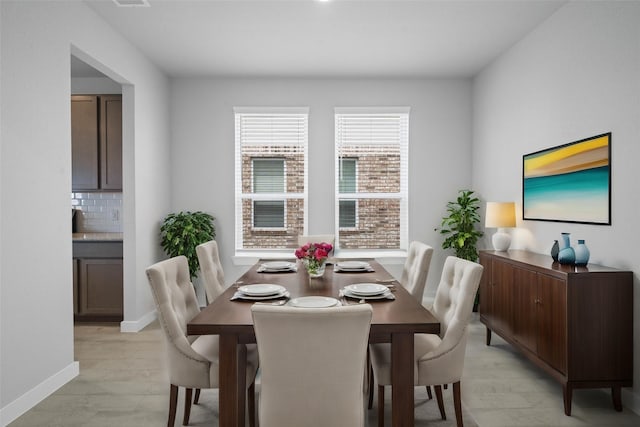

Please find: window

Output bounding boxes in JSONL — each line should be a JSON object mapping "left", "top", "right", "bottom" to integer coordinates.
{"left": 338, "top": 158, "right": 357, "bottom": 229}
{"left": 252, "top": 158, "right": 285, "bottom": 228}
{"left": 334, "top": 107, "right": 409, "bottom": 251}
{"left": 235, "top": 108, "right": 308, "bottom": 252}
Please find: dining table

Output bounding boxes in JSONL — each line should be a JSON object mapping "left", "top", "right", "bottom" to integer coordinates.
{"left": 187, "top": 259, "right": 440, "bottom": 427}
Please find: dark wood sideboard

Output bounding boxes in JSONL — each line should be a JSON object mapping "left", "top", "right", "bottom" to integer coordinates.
{"left": 478, "top": 250, "right": 633, "bottom": 416}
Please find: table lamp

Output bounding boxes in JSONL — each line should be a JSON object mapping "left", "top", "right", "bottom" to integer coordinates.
{"left": 485, "top": 202, "right": 516, "bottom": 251}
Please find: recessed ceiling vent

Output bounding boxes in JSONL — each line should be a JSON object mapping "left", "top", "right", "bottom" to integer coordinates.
{"left": 112, "top": 0, "right": 150, "bottom": 7}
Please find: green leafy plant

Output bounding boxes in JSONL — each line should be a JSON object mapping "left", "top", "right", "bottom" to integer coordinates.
{"left": 160, "top": 211, "right": 216, "bottom": 280}
{"left": 438, "top": 190, "right": 484, "bottom": 262}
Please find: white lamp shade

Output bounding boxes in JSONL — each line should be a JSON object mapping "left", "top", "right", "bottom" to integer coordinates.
{"left": 485, "top": 202, "right": 516, "bottom": 228}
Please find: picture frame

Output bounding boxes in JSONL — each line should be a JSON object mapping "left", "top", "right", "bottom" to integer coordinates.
{"left": 522, "top": 132, "right": 611, "bottom": 225}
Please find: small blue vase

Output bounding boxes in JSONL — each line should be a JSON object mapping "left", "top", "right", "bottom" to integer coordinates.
{"left": 574, "top": 239, "right": 590, "bottom": 266}
{"left": 558, "top": 233, "right": 575, "bottom": 265}
{"left": 550, "top": 240, "right": 559, "bottom": 262}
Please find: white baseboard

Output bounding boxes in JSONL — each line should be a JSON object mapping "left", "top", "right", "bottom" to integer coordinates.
{"left": 623, "top": 387, "right": 640, "bottom": 416}
{"left": 120, "top": 309, "right": 156, "bottom": 333}
{"left": 0, "top": 361, "right": 79, "bottom": 427}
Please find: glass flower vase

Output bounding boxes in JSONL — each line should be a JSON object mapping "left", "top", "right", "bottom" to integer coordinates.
{"left": 303, "top": 259, "right": 326, "bottom": 278}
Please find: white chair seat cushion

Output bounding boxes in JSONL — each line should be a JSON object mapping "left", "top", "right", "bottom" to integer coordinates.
{"left": 191, "top": 335, "right": 259, "bottom": 387}
{"left": 370, "top": 333, "right": 442, "bottom": 386}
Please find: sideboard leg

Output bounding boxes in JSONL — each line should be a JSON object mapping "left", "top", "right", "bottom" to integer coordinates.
{"left": 612, "top": 387, "right": 623, "bottom": 411}
{"left": 562, "top": 384, "right": 572, "bottom": 416}
{"left": 485, "top": 328, "right": 492, "bottom": 346}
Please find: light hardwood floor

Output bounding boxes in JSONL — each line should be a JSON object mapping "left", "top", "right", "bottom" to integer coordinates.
{"left": 9, "top": 313, "right": 640, "bottom": 426}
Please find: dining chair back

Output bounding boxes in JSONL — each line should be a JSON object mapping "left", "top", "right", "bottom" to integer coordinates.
{"left": 370, "top": 256, "right": 483, "bottom": 427}
{"left": 251, "top": 304, "right": 372, "bottom": 427}
{"left": 196, "top": 240, "right": 226, "bottom": 303}
{"left": 297, "top": 234, "right": 335, "bottom": 247}
{"left": 146, "top": 255, "right": 258, "bottom": 426}
{"left": 400, "top": 241, "right": 434, "bottom": 302}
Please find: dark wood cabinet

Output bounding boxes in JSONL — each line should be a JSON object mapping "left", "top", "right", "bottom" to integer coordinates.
{"left": 479, "top": 250, "right": 632, "bottom": 416}
{"left": 71, "top": 96, "right": 99, "bottom": 190}
{"left": 78, "top": 259, "right": 123, "bottom": 317}
{"left": 73, "top": 241, "right": 123, "bottom": 322}
{"left": 71, "top": 95, "right": 122, "bottom": 191}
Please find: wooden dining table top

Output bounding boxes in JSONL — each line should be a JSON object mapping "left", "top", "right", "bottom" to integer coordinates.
{"left": 187, "top": 259, "right": 440, "bottom": 339}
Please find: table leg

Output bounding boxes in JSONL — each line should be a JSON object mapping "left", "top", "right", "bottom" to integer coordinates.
{"left": 391, "top": 332, "right": 414, "bottom": 427}
{"left": 219, "top": 334, "right": 244, "bottom": 426}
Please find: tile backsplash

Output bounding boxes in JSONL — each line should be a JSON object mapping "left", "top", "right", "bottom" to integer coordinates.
{"left": 72, "top": 192, "right": 123, "bottom": 233}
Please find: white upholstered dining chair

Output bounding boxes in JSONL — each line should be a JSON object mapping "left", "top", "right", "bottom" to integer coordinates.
{"left": 369, "top": 256, "right": 483, "bottom": 427}
{"left": 251, "top": 304, "right": 372, "bottom": 427}
{"left": 400, "top": 241, "right": 434, "bottom": 302}
{"left": 195, "top": 240, "right": 225, "bottom": 304}
{"left": 297, "top": 234, "right": 335, "bottom": 247}
{"left": 146, "top": 256, "right": 258, "bottom": 426}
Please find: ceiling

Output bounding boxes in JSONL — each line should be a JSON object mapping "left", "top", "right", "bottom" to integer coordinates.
{"left": 79, "top": 0, "right": 566, "bottom": 79}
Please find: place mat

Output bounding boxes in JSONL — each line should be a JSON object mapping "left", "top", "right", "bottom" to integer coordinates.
{"left": 334, "top": 265, "right": 375, "bottom": 273}
{"left": 256, "top": 262, "right": 298, "bottom": 273}
{"left": 339, "top": 288, "right": 395, "bottom": 301}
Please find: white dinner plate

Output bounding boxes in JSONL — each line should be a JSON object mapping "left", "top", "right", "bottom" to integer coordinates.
{"left": 238, "top": 284, "right": 286, "bottom": 296}
{"left": 344, "top": 283, "right": 388, "bottom": 296}
{"left": 343, "top": 288, "right": 392, "bottom": 300}
{"left": 336, "top": 261, "right": 370, "bottom": 270}
{"left": 261, "top": 261, "right": 295, "bottom": 270}
{"left": 288, "top": 296, "right": 340, "bottom": 308}
{"left": 235, "top": 289, "right": 289, "bottom": 301}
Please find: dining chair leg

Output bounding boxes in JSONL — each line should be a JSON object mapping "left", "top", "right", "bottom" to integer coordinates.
{"left": 367, "top": 365, "right": 375, "bottom": 409}
{"left": 434, "top": 385, "right": 447, "bottom": 420}
{"left": 426, "top": 385, "right": 433, "bottom": 399}
{"left": 377, "top": 385, "right": 385, "bottom": 427}
{"left": 453, "top": 381, "right": 464, "bottom": 427}
{"left": 248, "top": 381, "right": 256, "bottom": 427}
{"left": 183, "top": 388, "right": 193, "bottom": 425}
{"left": 194, "top": 388, "right": 201, "bottom": 405}
{"left": 168, "top": 384, "right": 178, "bottom": 427}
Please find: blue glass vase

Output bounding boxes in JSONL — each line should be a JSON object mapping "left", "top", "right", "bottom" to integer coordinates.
{"left": 574, "top": 239, "right": 590, "bottom": 266}
{"left": 558, "top": 233, "right": 575, "bottom": 265}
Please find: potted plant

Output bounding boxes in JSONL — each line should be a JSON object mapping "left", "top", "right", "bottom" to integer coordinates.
{"left": 160, "top": 211, "right": 216, "bottom": 280}
{"left": 438, "top": 189, "right": 484, "bottom": 261}
{"left": 437, "top": 189, "right": 484, "bottom": 310}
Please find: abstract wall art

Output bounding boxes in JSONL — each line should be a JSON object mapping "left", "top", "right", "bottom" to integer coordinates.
{"left": 522, "top": 132, "right": 611, "bottom": 225}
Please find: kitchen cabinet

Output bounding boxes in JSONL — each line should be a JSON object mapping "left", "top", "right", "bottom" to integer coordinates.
{"left": 479, "top": 250, "right": 632, "bottom": 416}
{"left": 71, "top": 95, "right": 122, "bottom": 191}
{"left": 73, "top": 239, "right": 123, "bottom": 322}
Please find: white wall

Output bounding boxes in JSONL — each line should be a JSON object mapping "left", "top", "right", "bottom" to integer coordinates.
{"left": 473, "top": 0, "right": 640, "bottom": 413}
{"left": 0, "top": 1, "right": 170, "bottom": 423}
{"left": 170, "top": 77, "right": 472, "bottom": 301}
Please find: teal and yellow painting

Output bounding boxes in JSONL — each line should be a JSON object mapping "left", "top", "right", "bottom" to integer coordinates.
{"left": 523, "top": 133, "right": 610, "bottom": 224}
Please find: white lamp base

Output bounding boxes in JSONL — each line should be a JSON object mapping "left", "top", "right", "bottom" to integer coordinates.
{"left": 491, "top": 229, "right": 512, "bottom": 251}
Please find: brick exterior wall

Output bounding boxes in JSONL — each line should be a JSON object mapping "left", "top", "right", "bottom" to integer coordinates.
{"left": 240, "top": 144, "right": 402, "bottom": 250}
{"left": 339, "top": 145, "right": 401, "bottom": 249}
{"left": 241, "top": 145, "right": 305, "bottom": 248}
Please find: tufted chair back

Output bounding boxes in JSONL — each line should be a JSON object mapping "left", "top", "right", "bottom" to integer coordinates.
{"left": 400, "top": 241, "right": 434, "bottom": 302}
{"left": 425, "top": 256, "right": 484, "bottom": 375}
{"left": 297, "top": 234, "right": 335, "bottom": 248}
{"left": 146, "top": 256, "right": 211, "bottom": 388}
{"left": 252, "top": 304, "right": 372, "bottom": 427}
{"left": 196, "top": 240, "right": 226, "bottom": 303}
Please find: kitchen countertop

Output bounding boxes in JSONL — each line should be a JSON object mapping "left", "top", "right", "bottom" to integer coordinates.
{"left": 72, "top": 232, "right": 123, "bottom": 242}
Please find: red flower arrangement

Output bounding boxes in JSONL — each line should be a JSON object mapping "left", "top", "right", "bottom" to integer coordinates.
{"left": 295, "top": 242, "right": 333, "bottom": 276}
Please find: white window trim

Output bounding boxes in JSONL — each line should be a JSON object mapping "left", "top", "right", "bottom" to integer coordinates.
{"left": 334, "top": 107, "right": 410, "bottom": 254}
{"left": 234, "top": 107, "right": 309, "bottom": 255}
